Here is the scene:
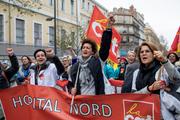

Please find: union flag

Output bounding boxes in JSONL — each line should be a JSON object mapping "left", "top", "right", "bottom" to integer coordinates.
{"left": 171, "top": 26, "right": 180, "bottom": 52}
{"left": 86, "top": 6, "right": 121, "bottom": 69}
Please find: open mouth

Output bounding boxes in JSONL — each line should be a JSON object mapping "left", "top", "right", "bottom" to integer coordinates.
{"left": 142, "top": 57, "right": 148, "bottom": 61}
{"left": 83, "top": 51, "right": 88, "bottom": 55}
{"left": 39, "top": 59, "right": 44, "bottom": 63}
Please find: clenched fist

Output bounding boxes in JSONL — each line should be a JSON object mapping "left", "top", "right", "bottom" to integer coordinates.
{"left": 153, "top": 51, "right": 167, "bottom": 63}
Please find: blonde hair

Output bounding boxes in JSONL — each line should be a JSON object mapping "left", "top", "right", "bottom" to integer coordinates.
{"left": 127, "top": 51, "right": 136, "bottom": 56}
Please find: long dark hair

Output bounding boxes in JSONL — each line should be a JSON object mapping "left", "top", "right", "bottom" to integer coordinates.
{"left": 167, "top": 52, "right": 179, "bottom": 64}
{"left": 21, "top": 55, "right": 32, "bottom": 64}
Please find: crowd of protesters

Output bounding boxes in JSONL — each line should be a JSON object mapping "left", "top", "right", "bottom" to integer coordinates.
{"left": 0, "top": 16, "right": 180, "bottom": 120}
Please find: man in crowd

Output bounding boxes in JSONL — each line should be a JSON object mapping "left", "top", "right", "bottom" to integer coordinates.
{"left": 0, "top": 48, "right": 19, "bottom": 120}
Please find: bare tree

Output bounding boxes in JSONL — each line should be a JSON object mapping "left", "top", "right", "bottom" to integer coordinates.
{"left": 0, "top": 0, "right": 42, "bottom": 15}
{"left": 56, "top": 26, "right": 86, "bottom": 55}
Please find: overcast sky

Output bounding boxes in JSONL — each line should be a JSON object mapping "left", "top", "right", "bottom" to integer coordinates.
{"left": 95, "top": 0, "right": 180, "bottom": 48}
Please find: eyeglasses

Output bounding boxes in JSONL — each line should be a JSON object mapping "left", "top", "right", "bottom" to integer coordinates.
{"left": 169, "top": 55, "right": 176, "bottom": 58}
{"left": 62, "top": 59, "right": 68, "bottom": 62}
{"left": 45, "top": 50, "right": 51, "bottom": 53}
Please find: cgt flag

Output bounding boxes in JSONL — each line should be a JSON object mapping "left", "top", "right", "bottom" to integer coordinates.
{"left": 171, "top": 26, "right": 180, "bottom": 52}
{"left": 86, "top": 6, "right": 121, "bottom": 69}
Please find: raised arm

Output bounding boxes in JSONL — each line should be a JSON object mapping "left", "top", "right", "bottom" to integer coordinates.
{"left": 99, "top": 15, "right": 114, "bottom": 61}
{"left": 154, "top": 51, "right": 180, "bottom": 81}
{"left": 45, "top": 48, "right": 65, "bottom": 75}
{"left": 67, "top": 46, "right": 77, "bottom": 58}
{"left": 4, "top": 48, "right": 19, "bottom": 80}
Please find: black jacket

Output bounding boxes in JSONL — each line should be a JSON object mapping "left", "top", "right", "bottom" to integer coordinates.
{"left": 47, "top": 56, "right": 64, "bottom": 75}
{"left": 122, "top": 62, "right": 139, "bottom": 93}
{"left": 70, "top": 56, "right": 105, "bottom": 95}
{"left": 0, "top": 55, "right": 19, "bottom": 89}
{"left": 69, "top": 29, "right": 112, "bottom": 95}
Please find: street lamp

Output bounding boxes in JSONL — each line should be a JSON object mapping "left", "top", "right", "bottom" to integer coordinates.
{"left": 46, "top": 0, "right": 57, "bottom": 55}
{"left": 54, "top": 0, "right": 57, "bottom": 55}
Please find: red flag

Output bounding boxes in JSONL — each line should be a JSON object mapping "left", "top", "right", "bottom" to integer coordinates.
{"left": 108, "top": 78, "right": 124, "bottom": 87}
{"left": 86, "top": 6, "right": 121, "bottom": 68}
{"left": 56, "top": 80, "right": 69, "bottom": 87}
{"left": 171, "top": 26, "right": 180, "bottom": 52}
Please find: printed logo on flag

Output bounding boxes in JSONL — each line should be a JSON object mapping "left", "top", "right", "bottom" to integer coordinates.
{"left": 123, "top": 99, "right": 154, "bottom": 120}
{"left": 86, "top": 6, "right": 121, "bottom": 69}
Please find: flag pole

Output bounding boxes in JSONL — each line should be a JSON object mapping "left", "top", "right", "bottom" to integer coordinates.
{"left": 70, "top": 64, "right": 80, "bottom": 113}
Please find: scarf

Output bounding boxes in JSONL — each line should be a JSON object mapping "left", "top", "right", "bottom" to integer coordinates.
{"left": 78, "top": 56, "right": 93, "bottom": 86}
{"left": 136, "top": 59, "right": 161, "bottom": 94}
{"left": 32, "top": 61, "right": 50, "bottom": 85}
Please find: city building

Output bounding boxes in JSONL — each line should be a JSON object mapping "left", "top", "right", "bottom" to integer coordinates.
{"left": 0, "top": 0, "right": 107, "bottom": 60}
{"left": 110, "top": 5, "right": 145, "bottom": 56}
{"left": 144, "top": 23, "right": 167, "bottom": 52}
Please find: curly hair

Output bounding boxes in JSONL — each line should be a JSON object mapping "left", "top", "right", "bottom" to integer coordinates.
{"left": 81, "top": 39, "right": 97, "bottom": 54}
{"left": 34, "top": 49, "right": 46, "bottom": 59}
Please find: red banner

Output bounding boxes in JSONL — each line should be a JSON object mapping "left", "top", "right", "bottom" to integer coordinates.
{"left": 86, "top": 6, "right": 121, "bottom": 69}
{"left": 0, "top": 85, "right": 161, "bottom": 120}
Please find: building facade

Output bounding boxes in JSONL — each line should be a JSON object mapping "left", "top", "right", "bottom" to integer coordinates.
{"left": 0, "top": 0, "right": 107, "bottom": 59}
{"left": 110, "top": 5, "right": 145, "bottom": 56}
{"left": 144, "top": 23, "right": 166, "bottom": 52}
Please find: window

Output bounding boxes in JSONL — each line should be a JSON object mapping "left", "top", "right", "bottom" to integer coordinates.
{"left": 129, "top": 26, "right": 134, "bottom": 33}
{"left": 82, "top": 0, "right": 85, "bottom": 9}
{"left": 71, "top": 32, "right": 75, "bottom": 41}
{"left": 87, "top": 2, "right": 90, "bottom": 11}
{"left": 61, "top": 0, "right": 65, "bottom": 11}
{"left": 16, "top": 19, "right": 25, "bottom": 44}
{"left": 49, "top": 26, "right": 54, "bottom": 46}
{"left": 71, "top": 0, "right": 74, "bottom": 15}
{"left": 49, "top": 0, "right": 54, "bottom": 6}
{"left": 0, "top": 15, "right": 4, "bottom": 42}
{"left": 122, "top": 36, "right": 128, "bottom": 43}
{"left": 61, "top": 29, "right": 66, "bottom": 46}
{"left": 32, "top": 0, "right": 39, "bottom": 2}
{"left": 124, "top": 16, "right": 130, "bottom": 24}
{"left": 34, "top": 23, "right": 42, "bottom": 46}
{"left": 61, "top": 29, "right": 66, "bottom": 40}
